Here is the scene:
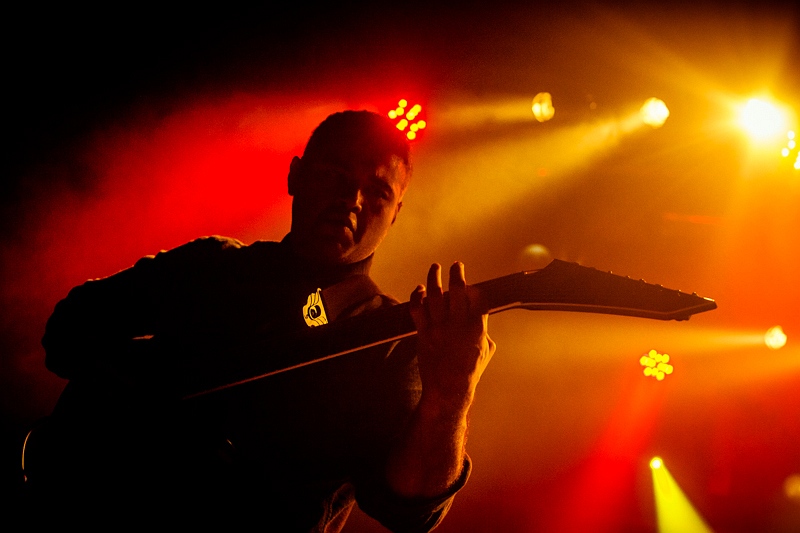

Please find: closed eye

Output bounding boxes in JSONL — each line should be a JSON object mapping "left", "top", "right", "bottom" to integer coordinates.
{"left": 368, "top": 178, "right": 393, "bottom": 201}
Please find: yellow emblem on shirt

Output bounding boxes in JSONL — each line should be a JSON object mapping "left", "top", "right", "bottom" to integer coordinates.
{"left": 303, "top": 288, "right": 328, "bottom": 327}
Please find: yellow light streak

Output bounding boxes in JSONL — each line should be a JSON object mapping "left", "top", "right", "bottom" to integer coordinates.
{"left": 391, "top": 97, "right": 675, "bottom": 254}
{"left": 650, "top": 458, "right": 714, "bottom": 533}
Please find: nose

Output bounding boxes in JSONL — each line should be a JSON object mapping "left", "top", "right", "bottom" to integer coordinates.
{"left": 337, "top": 176, "right": 364, "bottom": 212}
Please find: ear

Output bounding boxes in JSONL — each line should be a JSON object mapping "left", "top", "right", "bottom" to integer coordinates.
{"left": 287, "top": 156, "right": 302, "bottom": 196}
{"left": 391, "top": 201, "right": 402, "bottom": 225}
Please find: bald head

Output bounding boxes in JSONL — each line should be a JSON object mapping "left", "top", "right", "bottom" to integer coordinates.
{"left": 287, "top": 110, "right": 412, "bottom": 265}
{"left": 302, "top": 110, "right": 412, "bottom": 187}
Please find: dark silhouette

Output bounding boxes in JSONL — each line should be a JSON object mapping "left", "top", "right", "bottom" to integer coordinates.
{"left": 23, "top": 110, "right": 496, "bottom": 532}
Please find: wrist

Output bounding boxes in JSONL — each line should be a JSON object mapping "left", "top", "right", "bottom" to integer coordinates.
{"left": 417, "top": 387, "right": 474, "bottom": 424}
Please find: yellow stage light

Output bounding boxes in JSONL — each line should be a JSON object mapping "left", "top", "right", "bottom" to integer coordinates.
{"left": 738, "top": 97, "right": 791, "bottom": 143}
{"left": 650, "top": 457, "right": 713, "bottom": 533}
{"left": 388, "top": 99, "right": 426, "bottom": 141}
{"left": 640, "top": 98, "right": 670, "bottom": 128}
{"left": 532, "top": 92, "right": 555, "bottom": 122}
{"left": 640, "top": 349, "right": 673, "bottom": 381}
{"left": 764, "top": 326, "right": 787, "bottom": 350}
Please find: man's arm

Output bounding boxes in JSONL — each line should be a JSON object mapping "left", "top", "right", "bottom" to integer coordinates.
{"left": 42, "top": 236, "right": 244, "bottom": 384}
{"left": 386, "top": 261, "right": 496, "bottom": 498}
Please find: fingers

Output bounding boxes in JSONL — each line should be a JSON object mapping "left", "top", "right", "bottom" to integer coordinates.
{"left": 426, "top": 264, "right": 445, "bottom": 324}
{"left": 411, "top": 262, "right": 480, "bottom": 326}
{"left": 409, "top": 284, "right": 429, "bottom": 332}
{"left": 449, "top": 261, "right": 469, "bottom": 319}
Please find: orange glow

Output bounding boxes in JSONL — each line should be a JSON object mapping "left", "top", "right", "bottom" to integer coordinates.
{"left": 785, "top": 474, "right": 800, "bottom": 501}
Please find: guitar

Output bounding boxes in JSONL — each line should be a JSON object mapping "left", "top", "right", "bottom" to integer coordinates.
{"left": 180, "top": 259, "right": 717, "bottom": 400}
{"left": 21, "top": 258, "right": 716, "bottom": 499}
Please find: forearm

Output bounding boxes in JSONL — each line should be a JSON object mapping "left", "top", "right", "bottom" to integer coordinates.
{"left": 385, "top": 389, "right": 474, "bottom": 498}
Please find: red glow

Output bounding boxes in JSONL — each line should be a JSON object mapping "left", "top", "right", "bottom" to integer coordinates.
{"left": 1, "top": 94, "right": 351, "bottom": 415}
{"left": 537, "top": 376, "right": 666, "bottom": 531}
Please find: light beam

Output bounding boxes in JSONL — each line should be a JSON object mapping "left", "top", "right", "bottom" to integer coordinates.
{"left": 650, "top": 457, "right": 714, "bottom": 533}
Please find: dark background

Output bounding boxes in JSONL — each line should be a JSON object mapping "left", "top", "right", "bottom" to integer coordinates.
{"left": 3, "top": 2, "right": 799, "bottom": 531}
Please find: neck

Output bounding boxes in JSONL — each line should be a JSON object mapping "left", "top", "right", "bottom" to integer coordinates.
{"left": 281, "top": 233, "right": 373, "bottom": 286}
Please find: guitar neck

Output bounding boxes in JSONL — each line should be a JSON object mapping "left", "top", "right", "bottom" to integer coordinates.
{"left": 181, "top": 260, "right": 716, "bottom": 400}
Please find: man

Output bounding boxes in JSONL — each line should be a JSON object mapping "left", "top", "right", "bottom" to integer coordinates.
{"left": 31, "top": 110, "right": 496, "bottom": 531}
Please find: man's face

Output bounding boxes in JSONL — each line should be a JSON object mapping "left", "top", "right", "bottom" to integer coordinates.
{"left": 288, "top": 138, "right": 408, "bottom": 266}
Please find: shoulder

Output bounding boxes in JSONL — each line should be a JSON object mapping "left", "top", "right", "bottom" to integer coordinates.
{"left": 161, "top": 235, "right": 246, "bottom": 256}
{"left": 134, "top": 236, "right": 279, "bottom": 267}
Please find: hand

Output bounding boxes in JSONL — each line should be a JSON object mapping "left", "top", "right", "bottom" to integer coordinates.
{"left": 409, "top": 262, "right": 496, "bottom": 413}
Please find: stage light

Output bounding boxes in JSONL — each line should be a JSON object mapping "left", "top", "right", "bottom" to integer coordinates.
{"left": 764, "top": 326, "right": 787, "bottom": 350}
{"left": 532, "top": 92, "right": 555, "bottom": 122}
{"left": 640, "top": 349, "right": 673, "bottom": 381}
{"left": 737, "top": 97, "right": 792, "bottom": 144}
{"left": 640, "top": 98, "right": 669, "bottom": 128}
{"left": 388, "top": 99, "right": 426, "bottom": 140}
{"left": 650, "top": 457, "right": 713, "bottom": 533}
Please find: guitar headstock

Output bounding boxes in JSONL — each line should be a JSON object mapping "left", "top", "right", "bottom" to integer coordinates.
{"left": 475, "top": 259, "right": 717, "bottom": 321}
